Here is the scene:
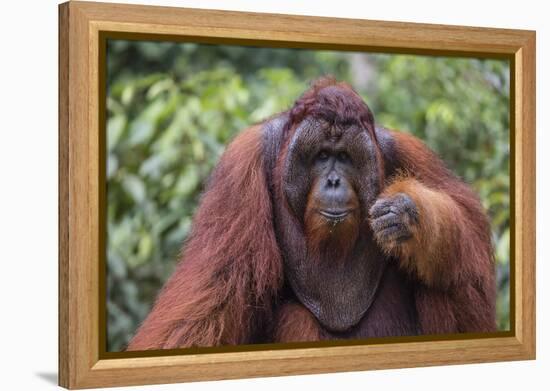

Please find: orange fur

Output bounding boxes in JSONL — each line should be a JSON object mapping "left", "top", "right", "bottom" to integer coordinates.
{"left": 127, "top": 125, "right": 283, "bottom": 350}
{"left": 273, "top": 302, "right": 323, "bottom": 343}
{"left": 379, "top": 176, "right": 463, "bottom": 287}
{"left": 304, "top": 179, "right": 360, "bottom": 262}
{"left": 378, "top": 130, "right": 496, "bottom": 333}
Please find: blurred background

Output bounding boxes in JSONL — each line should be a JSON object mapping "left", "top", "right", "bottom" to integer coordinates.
{"left": 106, "top": 40, "right": 510, "bottom": 352}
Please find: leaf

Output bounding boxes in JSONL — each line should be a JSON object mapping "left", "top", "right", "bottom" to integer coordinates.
{"left": 127, "top": 119, "right": 155, "bottom": 147}
{"left": 147, "top": 78, "right": 174, "bottom": 100}
{"left": 496, "top": 228, "right": 510, "bottom": 266}
{"left": 122, "top": 175, "right": 146, "bottom": 204}
{"left": 137, "top": 234, "right": 153, "bottom": 263}
{"left": 107, "top": 154, "right": 118, "bottom": 179}
{"left": 107, "top": 115, "right": 127, "bottom": 151}
{"left": 107, "top": 250, "right": 127, "bottom": 279}
{"left": 121, "top": 84, "right": 135, "bottom": 106}
{"left": 175, "top": 166, "right": 199, "bottom": 196}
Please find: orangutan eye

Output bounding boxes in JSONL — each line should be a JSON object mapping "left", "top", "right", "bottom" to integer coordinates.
{"left": 337, "top": 152, "right": 350, "bottom": 163}
{"left": 316, "top": 151, "right": 330, "bottom": 162}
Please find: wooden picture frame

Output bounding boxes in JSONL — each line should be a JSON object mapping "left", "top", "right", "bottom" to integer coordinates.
{"left": 58, "top": 1, "right": 536, "bottom": 389}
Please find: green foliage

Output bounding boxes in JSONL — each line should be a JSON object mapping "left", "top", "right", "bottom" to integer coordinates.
{"left": 106, "top": 40, "right": 510, "bottom": 351}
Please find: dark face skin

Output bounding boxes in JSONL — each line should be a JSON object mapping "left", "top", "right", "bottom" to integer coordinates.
{"left": 309, "top": 143, "right": 358, "bottom": 222}
{"left": 283, "top": 117, "right": 381, "bottom": 227}
{"left": 278, "top": 115, "right": 387, "bottom": 332}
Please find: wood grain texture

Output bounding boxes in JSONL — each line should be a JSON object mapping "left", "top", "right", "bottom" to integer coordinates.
{"left": 515, "top": 37, "right": 536, "bottom": 355}
{"left": 58, "top": 3, "right": 70, "bottom": 387}
{"left": 71, "top": 1, "right": 529, "bottom": 55}
{"left": 58, "top": 1, "right": 536, "bottom": 388}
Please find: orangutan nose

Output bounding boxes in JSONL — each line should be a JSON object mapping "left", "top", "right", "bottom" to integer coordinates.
{"left": 326, "top": 171, "right": 341, "bottom": 188}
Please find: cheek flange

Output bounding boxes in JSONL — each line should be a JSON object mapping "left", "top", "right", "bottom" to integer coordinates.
{"left": 282, "top": 119, "right": 319, "bottom": 219}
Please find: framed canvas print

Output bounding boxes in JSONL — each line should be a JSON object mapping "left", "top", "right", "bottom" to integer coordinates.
{"left": 58, "top": 1, "right": 536, "bottom": 389}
